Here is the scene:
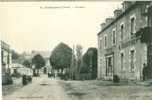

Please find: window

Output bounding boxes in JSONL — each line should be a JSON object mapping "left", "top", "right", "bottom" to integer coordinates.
{"left": 99, "top": 38, "right": 102, "bottom": 49}
{"left": 130, "top": 50, "right": 135, "bottom": 72}
{"left": 104, "top": 35, "right": 107, "bottom": 48}
{"left": 112, "top": 30, "right": 116, "bottom": 45}
{"left": 131, "top": 17, "right": 135, "bottom": 35}
{"left": 120, "top": 24, "right": 124, "bottom": 41}
{"left": 7, "top": 54, "right": 10, "bottom": 64}
{"left": 121, "top": 53, "right": 124, "bottom": 71}
{"left": 108, "top": 57, "right": 112, "bottom": 76}
{"left": 1, "top": 50, "right": 4, "bottom": 65}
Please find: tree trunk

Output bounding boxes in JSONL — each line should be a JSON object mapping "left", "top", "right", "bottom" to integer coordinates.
{"left": 61, "top": 68, "right": 64, "bottom": 74}
{"left": 37, "top": 69, "right": 39, "bottom": 75}
{"left": 33, "top": 69, "right": 36, "bottom": 76}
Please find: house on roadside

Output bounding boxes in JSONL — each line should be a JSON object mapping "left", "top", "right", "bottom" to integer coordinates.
{"left": 1, "top": 40, "right": 13, "bottom": 84}
{"left": 97, "top": 1, "right": 152, "bottom": 80}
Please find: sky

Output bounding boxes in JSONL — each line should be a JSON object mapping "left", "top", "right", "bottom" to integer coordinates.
{"left": 0, "top": 1, "right": 122, "bottom": 54}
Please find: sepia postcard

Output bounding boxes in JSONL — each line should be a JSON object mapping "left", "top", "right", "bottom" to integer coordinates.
{"left": 1, "top": 1, "right": 152, "bottom": 100}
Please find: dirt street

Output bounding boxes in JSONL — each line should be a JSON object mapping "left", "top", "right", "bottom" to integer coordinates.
{"left": 60, "top": 80, "right": 152, "bottom": 100}
{"left": 3, "top": 75, "right": 70, "bottom": 100}
{"left": 3, "top": 75, "right": 152, "bottom": 100}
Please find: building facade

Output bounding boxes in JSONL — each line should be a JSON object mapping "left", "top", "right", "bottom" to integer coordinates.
{"left": 1, "top": 40, "right": 12, "bottom": 75}
{"left": 98, "top": 1, "right": 152, "bottom": 80}
{"left": 1, "top": 40, "right": 13, "bottom": 84}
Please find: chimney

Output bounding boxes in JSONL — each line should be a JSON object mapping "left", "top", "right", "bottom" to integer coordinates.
{"left": 105, "top": 18, "right": 114, "bottom": 25}
{"left": 100, "top": 23, "right": 106, "bottom": 30}
{"left": 122, "top": 1, "right": 133, "bottom": 11}
{"left": 114, "top": 9, "right": 122, "bottom": 18}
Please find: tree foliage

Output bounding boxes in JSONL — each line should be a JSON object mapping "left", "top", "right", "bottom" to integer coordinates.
{"left": 75, "top": 45, "right": 83, "bottom": 73}
{"left": 32, "top": 54, "right": 46, "bottom": 69}
{"left": 76, "top": 45, "right": 83, "bottom": 60}
{"left": 80, "top": 58, "right": 90, "bottom": 73}
{"left": 12, "top": 50, "right": 20, "bottom": 60}
{"left": 50, "top": 42, "right": 72, "bottom": 70}
{"left": 80, "top": 47, "right": 97, "bottom": 79}
{"left": 22, "top": 60, "right": 31, "bottom": 68}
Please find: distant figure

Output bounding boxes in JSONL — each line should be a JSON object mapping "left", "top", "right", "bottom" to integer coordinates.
{"left": 142, "top": 63, "right": 148, "bottom": 81}
{"left": 43, "top": 67, "right": 47, "bottom": 74}
{"left": 22, "top": 75, "right": 27, "bottom": 85}
{"left": 48, "top": 72, "right": 55, "bottom": 79}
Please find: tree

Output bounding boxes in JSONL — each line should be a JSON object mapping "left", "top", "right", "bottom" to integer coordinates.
{"left": 70, "top": 45, "right": 77, "bottom": 79}
{"left": 22, "top": 60, "right": 31, "bottom": 68}
{"left": 88, "top": 48, "right": 97, "bottom": 79}
{"left": 50, "top": 42, "right": 72, "bottom": 74}
{"left": 81, "top": 47, "right": 97, "bottom": 79}
{"left": 80, "top": 54, "right": 90, "bottom": 73}
{"left": 32, "top": 54, "right": 45, "bottom": 75}
{"left": 75, "top": 45, "right": 83, "bottom": 73}
{"left": 80, "top": 51, "right": 90, "bottom": 74}
{"left": 12, "top": 50, "right": 20, "bottom": 60}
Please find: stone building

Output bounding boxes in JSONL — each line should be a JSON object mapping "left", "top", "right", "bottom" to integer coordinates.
{"left": 1, "top": 40, "right": 12, "bottom": 74}
{"left": 97, "top": 1, "right": 152, "bottom": 80}
{"left": 1, "top": 40, "right": 12, "bottom": 84}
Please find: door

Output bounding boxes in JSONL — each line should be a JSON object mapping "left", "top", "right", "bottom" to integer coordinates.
{"left": 105, "top": 55, "right": 113, "bottom": 77}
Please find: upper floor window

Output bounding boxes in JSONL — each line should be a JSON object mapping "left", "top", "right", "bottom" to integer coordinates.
{"left": 112, "top": 29, "right": 116, "bottom": 45}
{"left": 1, "top": 50, "right": 4, "bottom": 64}
{"left": 99, "top": 38, "right": 102, "bottom": 49}
{"left": 104, "top": 35, "right": 107, "bottom": 49}
{"left": 120, "top": 24, "right": 124, "bottom": 41}
{"left": 130, "top": 17, "right": 135, "bottom": 35}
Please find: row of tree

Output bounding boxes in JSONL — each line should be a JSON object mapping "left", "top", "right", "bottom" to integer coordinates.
{"left": 81, "top": 48, "right": 97, "bottom": 79}
{"left": 12, "top": 42, "right": 97, "bottom": 79}
{"left": 50, "top": 43, "right": 72, "bottom": 74}
{"left": 22, "top": 54, "right": 46, "bottom": 76}
{"left": 12, "top": 51, "right": 46, "bottom": 76}
{"left": 49, "top": 42, "right": 97, "bottom": 80}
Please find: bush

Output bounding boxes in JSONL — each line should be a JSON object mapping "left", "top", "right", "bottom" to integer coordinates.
{"left": 113, "top": 75, "right": 120, "bottom": 83}
{"left": 27, "top": 76, "right": 32, "bottom": 82}
{"left": 2, "top": 73, "right": 13, "bottom": 85}
{"left": 12, "top": 73, "right": 21, "bottom": 78}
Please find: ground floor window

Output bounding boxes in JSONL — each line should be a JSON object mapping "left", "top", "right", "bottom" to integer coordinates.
{"left": 130, "top": 50, "right": 135, "bottom": 72}
{"left": 121, "top": 53, "right": 124, "bottom": 72}
{"left": 100, "top": 58, "right": 102, "bottom": 77}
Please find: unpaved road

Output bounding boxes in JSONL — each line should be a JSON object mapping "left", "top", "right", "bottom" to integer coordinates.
{"left": 3, "top": 75, "right": 152, "bottom": 100}
{"left": 3, "top": 75, "right": 70, "bottom": 100}
{"left": 60, "top": 80, "right": 152, "bottom": 100}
